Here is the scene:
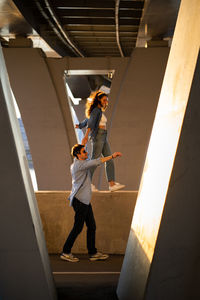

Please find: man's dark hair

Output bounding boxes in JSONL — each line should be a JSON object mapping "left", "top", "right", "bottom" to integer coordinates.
{"left": 71, "top": 144, "right": 84, "bottom": 159}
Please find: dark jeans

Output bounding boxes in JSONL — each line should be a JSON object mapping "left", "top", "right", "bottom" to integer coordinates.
{"left": 63, "top": 197, "right": 97, "bottom": 255}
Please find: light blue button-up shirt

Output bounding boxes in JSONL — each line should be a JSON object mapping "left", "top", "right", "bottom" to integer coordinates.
{"left": 68, "top": 157, "right": 102, "bottom": 206}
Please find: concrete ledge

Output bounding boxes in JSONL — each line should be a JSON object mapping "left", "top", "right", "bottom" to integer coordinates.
{"left": 36, "top": 191, "right": 138, "bottom": 254}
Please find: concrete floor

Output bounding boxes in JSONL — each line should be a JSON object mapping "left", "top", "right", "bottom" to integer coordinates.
{"left": 49, "top": 254, "right": 124, "bottom": 300}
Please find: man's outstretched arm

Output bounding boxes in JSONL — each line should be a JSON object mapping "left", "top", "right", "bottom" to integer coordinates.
{"left": 100, "top": 152, "right": 122, "bottom": 163}
{"left": 77, "top": 152, "right": 122, "bottom": 171}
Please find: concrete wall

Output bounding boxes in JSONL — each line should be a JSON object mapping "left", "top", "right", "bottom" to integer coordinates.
{"left": 36, "top": 191, "right": 137, "bottom": 254}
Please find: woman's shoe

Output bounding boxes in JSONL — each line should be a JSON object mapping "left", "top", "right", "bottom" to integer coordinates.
{"left": 109, "top": 182, "right": 125, "bottom": 192}
{"left": 91, "top": 184, "right": 99, "bottom": 191}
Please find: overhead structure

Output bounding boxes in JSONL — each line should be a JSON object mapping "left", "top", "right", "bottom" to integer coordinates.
{"left": 0, "top": 0, "right": 182, "bottom": 57}
{"left": 12, "top": 0, "right": 144, "bottom": 57}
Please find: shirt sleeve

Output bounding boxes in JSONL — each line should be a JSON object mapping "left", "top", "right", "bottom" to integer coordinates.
{"left": 87, "top": 108, "right": 101, "bottom": 130}
{"left": 78, "top": 118, "right": 88, "bottom": 129}
{"left": 78, "top": 158, "right": 102, "bottom": 171}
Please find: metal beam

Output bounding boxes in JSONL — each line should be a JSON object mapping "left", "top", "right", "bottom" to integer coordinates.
{"left": 80, "top": 45, "right": 135, "bottom": 49}
{"left": 68, "top": 31, "right": 138, "bottom": 36}
{"left": 56, "top": 9, "right": 142, "bottom": 18}
{"left": 60, "top": 18, "right": 140, "bottom": 25}
{"left": 64, "top": 25, "right": 139, "bottom": 30}
{"left": 78, "top": 40, "right": 129, "bottom": 44}
{"left": 85, "top": 54, "right": 120, "bottom": 57}
{"left": 86, "top": 51, "right": 122, "bottom": 54}
{"left": 71, "top": 36, "right": 137, "bottom": 40}
{"left": 53, "top": 0, "right": 144, "bottom": 9}
{"left": 69, "top": 31, "right": 137, "bottom": 36}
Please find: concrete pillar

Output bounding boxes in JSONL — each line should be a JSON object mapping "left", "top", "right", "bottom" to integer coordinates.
{"left": 45, "top": 57, "right": 77, "bottom": 149}
{"left": 144, "top": 49, "right": 200, "bottom": 300}
{"left": 117, "top": 0, "right": 200, "bottom": 299}
{"left": 0, "top": 46, "right": 57, "bottom": 299}
{"left": 3, "top": 48, "right": 73, "bottom": 190}
{"left": 105, "top": 47, "right": 169, "bottom": 190}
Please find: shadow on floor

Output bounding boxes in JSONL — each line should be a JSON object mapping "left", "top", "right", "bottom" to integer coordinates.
{"left": 50, "top": 254, "right": 123, "bottom": 300}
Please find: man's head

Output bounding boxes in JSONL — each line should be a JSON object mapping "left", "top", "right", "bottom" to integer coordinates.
{"left": 71, "top": 144, "right": 88, "bottom": 160}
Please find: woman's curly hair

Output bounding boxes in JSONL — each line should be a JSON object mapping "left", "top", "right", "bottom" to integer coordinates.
{"left": 85, "top": 91, "right": 107, "bottom": 118}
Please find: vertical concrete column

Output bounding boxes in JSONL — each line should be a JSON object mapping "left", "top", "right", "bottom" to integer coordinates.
{"left": 144, "top": 49, "right": 200, "bottom": 300}
{"left": 3, "top": 48, "right": 73, "bottom": 190}
{"left": 105, "top": 48, "right": 169, "bottom": 190}
{"left": 45, "top": 58, "right": 77, "bottom": 149}
{"left": 117, "top": 0, "right": 200, "bottom": 299}
{"left": 0, "top": 47, "right": 57, "bottom": 299}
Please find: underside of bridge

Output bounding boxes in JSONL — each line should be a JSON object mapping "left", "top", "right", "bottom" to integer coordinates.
{"left": 1, "top": 1, "right": 200, "bottom": 300}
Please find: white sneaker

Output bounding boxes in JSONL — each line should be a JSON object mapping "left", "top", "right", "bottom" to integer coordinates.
{"left": 60, "top": 253, "right": 79, "bottom": 262}
{"left": 109, "top": 182, "right": 125, "bottom": 192}
{"left": 89, "top": 252, "right": 109, "bottom": 261}
{"left": 91, "top": 184, "right": 99, "bottom": 192}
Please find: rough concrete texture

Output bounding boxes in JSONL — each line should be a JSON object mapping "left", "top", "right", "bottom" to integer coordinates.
{"left": 117, "top": 1, "right": 200, "bottom": 299}
{"left": 106, "top": 48, "right": 169, "bottom": 191}
{"left": 36, "top": 191, "right": 137, "bottom": 254}
{"left": 0, "top": 46, "right": 57, "bottom": 300}
{"left": 3, "top": 48, "right": 73, "bottom": 190}
{"left": 144, "top": 49, "right": 200, "bottom": 300}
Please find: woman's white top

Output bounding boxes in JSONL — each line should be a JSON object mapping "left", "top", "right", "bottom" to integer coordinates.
{"left": 99, "top": 113, "right": 107, "bottom": 127}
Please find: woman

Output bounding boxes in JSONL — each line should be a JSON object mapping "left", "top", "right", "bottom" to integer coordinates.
{"left": 77, "top": 91, "right": 125, "bottom": 192}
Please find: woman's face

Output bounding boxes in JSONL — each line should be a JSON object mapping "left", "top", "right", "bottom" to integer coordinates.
{"left": 100, "top": 96, "right": 108, "bottom": 110}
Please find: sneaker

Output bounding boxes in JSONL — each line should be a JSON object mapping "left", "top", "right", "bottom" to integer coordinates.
{"left": 89, "top": 252, "right": 109, "bottom": 261}
{"left": 60, "top": 253, "right": 79, "bottom": 262}
{"left": 109, "top": 182, "right": 125, "bottom": 192}
{"left": 91, "top": 184, "right": 99, "bottom": 192}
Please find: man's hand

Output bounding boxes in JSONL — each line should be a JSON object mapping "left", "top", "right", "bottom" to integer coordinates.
{"left": 112, "top": 152, "right": 122, "bottom": 158}
{"left": 82, "top": 136, "right": 88, "bottom": 145}
{"left": 101, "top": 152, "right": 122, "bottom": 163}
{"left": 75, "top": 124, "right": 79, "bottom": 129}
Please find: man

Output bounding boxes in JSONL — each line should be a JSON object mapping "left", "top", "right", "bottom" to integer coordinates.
{"left": 60, "top": 144, "right": 122, "bottom": 262}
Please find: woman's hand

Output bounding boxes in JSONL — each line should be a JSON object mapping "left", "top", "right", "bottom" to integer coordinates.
{"left": 112, "top": 152, "right": 122, "bottom": 158}
{"left": 82, "top": 128, "right": 90, "bottom": 145}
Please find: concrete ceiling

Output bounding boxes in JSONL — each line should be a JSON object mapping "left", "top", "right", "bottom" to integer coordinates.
{"left": 137, "top": 0, "right": 181, "bottom": 47}
{"left": 0, "top": 0, "right": 181, "bottom": 57}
